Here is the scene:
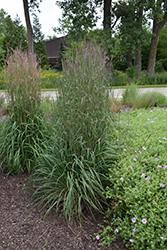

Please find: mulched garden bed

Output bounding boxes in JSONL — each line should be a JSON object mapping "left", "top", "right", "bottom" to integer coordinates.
{"left": 0, "top": 173, "right": 130, "bottom": 250}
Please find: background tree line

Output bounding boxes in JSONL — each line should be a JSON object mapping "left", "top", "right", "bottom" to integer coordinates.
{"left": 55, "top": 0, "right": 167, "bottom": 77}
{"left": 0, "top": 7, "right": 48, "bottom": 68}
{"left": 1, "top": 0, "right": 167, "bottom": 76}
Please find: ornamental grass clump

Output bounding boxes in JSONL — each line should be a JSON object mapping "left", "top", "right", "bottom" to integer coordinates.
{"left": 122, "top": 84, "right": 138, "bottom": 107}
{"left": 4, "top": 48, "right": 41, "bottom": 122}
{"left": 0, "top": 48, "right": 49, "bottom": 174}
{"left": 56, "top": 41, "right": 113, "bottom": 161}
{"left": 29, "top": 41, "right": 118, "bottom": 223}
{"left": 122, "top": 84, "right": 167, "bottom": 109}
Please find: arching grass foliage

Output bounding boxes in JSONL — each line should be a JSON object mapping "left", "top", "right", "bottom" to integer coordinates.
{"left": 29, "top": 41, "right": 118, "bottom": 223}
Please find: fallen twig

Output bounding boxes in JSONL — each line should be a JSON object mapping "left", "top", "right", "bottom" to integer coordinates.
{"left": 33, "top": 227, "right": 50, "bottom": 245}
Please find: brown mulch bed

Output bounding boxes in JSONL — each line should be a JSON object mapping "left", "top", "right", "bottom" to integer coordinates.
{"left": 0, "top": 173, "right": 130, "bottom": 250}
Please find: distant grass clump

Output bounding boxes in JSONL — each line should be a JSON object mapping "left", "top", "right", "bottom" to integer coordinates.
{"left": 122, "top": 84, "right": 138, "bottom": 106}
{"left": 29, "top": 41, "right": 118, "bottom": 223}
{"left": 122, "top": 84, "right": 167, "bottom": 108}
{"left": 0, "top": 94, "right": 5, "bottom": 107}
{"left": 0, "top": 48, "right": 49, "bottom": 174}
{"left": 135, "top": 91, "right": 167, "bottom": 109}
{"left": 99, "top": 108, "right": 167, "bottom": 250}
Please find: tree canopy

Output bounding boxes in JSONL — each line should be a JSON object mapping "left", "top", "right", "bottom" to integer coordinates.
{"left": 32, "top": 14, "right": 49, "bottom": 68}
{"left": 0, "top": 9, "right": 27, "bottom": 67}
{"left": 55, "top": 0, "right": 167, "bottom": 76}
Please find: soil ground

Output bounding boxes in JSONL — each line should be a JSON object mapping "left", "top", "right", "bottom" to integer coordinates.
{"left": 0, "top": 173, "right": 130, "bottom": 250}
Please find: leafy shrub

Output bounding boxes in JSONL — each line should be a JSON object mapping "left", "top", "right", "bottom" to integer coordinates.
{"left": 99, "top": 108, "right": 167, "bottom": 249}
{"left": 41, "top": 69, "right": 62, "bottom": 89}
{"left": 137, "top": 74, "right": 157, "bottom": 85}
{"left": 0, "top": 68, "right": 63, "bottom": 90}
{"left": 0, "top": 48, "right": 49, "bottom": 174}
{"left": 0, "top": 69, "right": 6, "bottom": 90}
{"left": 155, "top": 73, "right": 167, "bottom": 85}
{"left": 126, "top": 66, "right": 138, "bottom": 79}
{"left": 155, "top": 60, "right": 164, "bottom": 73}
{"left": 111, "top": 70, "right": 167, "bottom": 87}
{"left": 112, "top": 73, "right": 129, "bottom": 86}
{"left": 29, "top": 41, "right": 118, "bottom": 222}
{"left": 136, "top": 72, "right": 167, "bottom": 86}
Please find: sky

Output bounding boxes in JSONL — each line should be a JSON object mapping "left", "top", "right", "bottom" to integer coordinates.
{"left": 1, "top": 0, "right": 103, "bottom": 39}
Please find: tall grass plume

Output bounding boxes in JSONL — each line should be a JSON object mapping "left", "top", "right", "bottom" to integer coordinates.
{"left": 0, "top": 48, "right": 48, "bottom": 174}
{"left": 4, "top": 48, "right": 41, "bottom": 122}
{"left": 30, "top": 41, "right": 118, "bottom": 222}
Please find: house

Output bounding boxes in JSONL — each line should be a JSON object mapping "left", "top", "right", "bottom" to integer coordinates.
{"left": 45, "top": 35, "right": 68, "bottom": 67}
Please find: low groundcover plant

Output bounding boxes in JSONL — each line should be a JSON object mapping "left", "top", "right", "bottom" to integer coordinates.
{"left": 98, "top": 108, "right": 167, "bottom": 250}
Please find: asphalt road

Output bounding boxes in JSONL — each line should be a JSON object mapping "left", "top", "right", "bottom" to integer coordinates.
{"left": 111, "top": 87, "right": 167, "bottom": 99}
{"left": 1, "top": 87, "right": 167, "bottom": 102}
{"left": 41, "top": 87, "right": 167, "bottom": 100}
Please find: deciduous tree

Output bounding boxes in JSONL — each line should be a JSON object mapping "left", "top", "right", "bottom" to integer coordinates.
{"left": 2, "top": 13, "right": 27, "bottom": 58}
{"left": 22, "top": 0, "right": 42, "bottom": 53}
{"left": 55, "top": 0, "right": 100, "bottom": 39}
{"left": 147, "top": 0, "right": 167, "bottom": 76}
{"left": 23, "top": 0, "right": 34, "bottom": 53}
{"left": 33, "top": 14, "right": 49, "bottom": 68}
{"left": 157, "top": 23, "right": 167, "bottom": 70}
{"left": 113, "top": 0, "right": 149, "bottom": 77}
{"left": 56, "top": 0, "right": 115, "bottom": 75}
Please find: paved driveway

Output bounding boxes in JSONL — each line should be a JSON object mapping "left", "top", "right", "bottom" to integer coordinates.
{"left": 1, "top": 87, "right": 167, "bottom": 102}
{"left": 41, "top": 87, "right": 167, "bottom": 100}
{"left": 111, "top": 87, "right": 167, "bottom": 99}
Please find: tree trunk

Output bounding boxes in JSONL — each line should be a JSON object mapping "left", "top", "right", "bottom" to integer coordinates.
{"left": 134, "top": 45, "right": 142, "bottom": 78}
{"left": 134, "top": 51, "right": 138, "bottom": 67}
{"left": 103, "top": 0, "right": 112, "bottom": 30}
{"left": 147, "top": 27, "right": 159, "bottom": 76}
{"left": 106, "top": 55, "right": 113, "bottom": 78}
{"left": 127, "top": 51, "right": 132, "bottom": 67}
{"left": 23, "top": 0, "right": 34, "bottom": 53}
{"left": 134, "top": 2, "right": 143, "bottom": 78}
{"left": 103, "top": 0, "right": 112, "bottom": 77}
{"left": 147, "top": 14, "right": 167, "bottom": 76}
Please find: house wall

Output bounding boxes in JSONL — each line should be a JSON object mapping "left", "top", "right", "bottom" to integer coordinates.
{"left": 45, "top": 36, "right": 68, "bottom": 66}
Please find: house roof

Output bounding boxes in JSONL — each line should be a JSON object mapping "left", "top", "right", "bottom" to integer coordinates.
{"left": 45, "top": 35, "right": 68, "bottom": 58}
